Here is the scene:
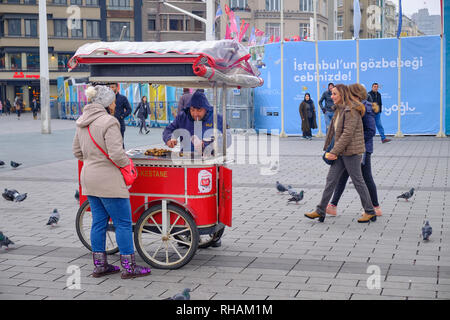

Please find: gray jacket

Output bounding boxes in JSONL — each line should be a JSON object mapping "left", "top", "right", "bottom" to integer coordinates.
{"left": 319, "top": 90, "right": 334, "bottom": 113}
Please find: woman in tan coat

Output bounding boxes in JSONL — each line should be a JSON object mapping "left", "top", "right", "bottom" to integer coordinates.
{"left": 304, "top": 84, "right": 376, "bottom": 223}
{"left": 73, "top": 85, "right": 151, "bottom": 279}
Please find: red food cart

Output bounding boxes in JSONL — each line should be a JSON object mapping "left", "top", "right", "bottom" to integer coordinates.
{"left": 69, "top": 40, "right": 263, "bottom": 269}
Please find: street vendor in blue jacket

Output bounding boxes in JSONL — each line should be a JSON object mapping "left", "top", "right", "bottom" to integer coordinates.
{"left": 162, "top": 89, "right": 231, "bottom": 155}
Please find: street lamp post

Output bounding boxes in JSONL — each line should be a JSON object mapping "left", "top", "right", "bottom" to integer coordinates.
{"left": 39, "top": 0, "right": 51, "bottom": 134}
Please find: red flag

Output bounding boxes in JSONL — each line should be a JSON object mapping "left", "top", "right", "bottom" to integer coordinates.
{"left": 284, "top": 37, "right": 290, "bottom": 42}
{"left": 225, "top": 4, "right": 238, "bottom": 39}
{"left": 275, "top": 36, "right": 280, "bottom": 42}
{"left": 255, "top": 28, "right": 265, "bottom": 37}
{"left": 238, "top": 21, "right": 249, "bottom": 42}
{"left": 225, "top": 24, "right": 232, "bottom": 39}
{"left": 268, "top": 35, "right": 274, "bottom": 43}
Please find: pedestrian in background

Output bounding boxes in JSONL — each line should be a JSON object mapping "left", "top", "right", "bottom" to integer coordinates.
{"left": 108, "top": 83, "right": 132, "bottom": 145}
{"left": 15, "top": 96, "right": 23, "bottom": 120}
{"left": 0, "top": 100, "right": 3, "bottom": 116}
{"left": 319, "top": 83, "right": 335, "bottom": 131}
{"left": 304, "top": 84, "right": 377, "bottom": 224}
{"left": 177, "top": 88, "right": 192, "bottom": 114}
{"left": 299, "top": 93, "right": 317, "bottom": 140}
{"left": 326, "top": 83, "right": 382, "bottom": 217}
{"left": 5, "top": 99, "right": 11, "bottom": 115}
{"left": 368, "top": 83, "right": 391, "bottom": 144}
{"left": 72, "top": 85, "right": 151, "bottom": 279}
{"left": 134, "top": 96, "right": 150, "bottom": 134}
{"left": 31, "top": 97, "right": 40, "bottom": 120}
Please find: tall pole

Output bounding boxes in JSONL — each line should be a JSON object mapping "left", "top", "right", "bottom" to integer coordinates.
{"left": 280, "top": 0, "right": 287, "bottom": 137}
{"left": 395, "top": 37, "right": 404, "bottom": 138}
{"left": 314, "top": 0, "right": 324, "bottom": 137}
{"left": 39, "top": 0, "right": 51, "bottom": 134}
{"left": 206, "top": 0, "right": 215, "bottom": 40}
{"left": 436, "top": 6, "right": 445, "bottom": 137}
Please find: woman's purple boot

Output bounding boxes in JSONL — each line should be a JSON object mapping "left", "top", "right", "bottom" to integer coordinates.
{"left": 92, "top": 252, "right": 121, "bottom": 278}
{"left": 120, "top": 254, "right": 151, "bottom": 279}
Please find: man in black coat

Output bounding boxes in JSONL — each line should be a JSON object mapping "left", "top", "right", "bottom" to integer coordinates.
{"left": 109, "top": 83, "right": 132, "bottom": 142}
{"left": 368, "top": 83, "right": 391, "bottom": 144}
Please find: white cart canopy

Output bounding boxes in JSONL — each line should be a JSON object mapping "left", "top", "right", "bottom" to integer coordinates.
{"left": 69, "top": 40, "right": 263, "bottom": 88}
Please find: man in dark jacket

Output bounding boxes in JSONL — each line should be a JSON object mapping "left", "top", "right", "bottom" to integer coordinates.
{"left": 31, "top": 97, "right": 40, "bottom": 120}
{"left": 319, "top": 83, "right": 335, "bottom": 131}
{"left": 163, "top": 90, "right": 231, "bottom": 156}
{"left": 368, "top": 83, "right": 391, "bottom": 143}
{"left": 109, "top": 83, "right": 132, "bottom": 141}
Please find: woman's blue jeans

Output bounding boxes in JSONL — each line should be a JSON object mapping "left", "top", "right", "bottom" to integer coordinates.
{"left": 88, "top": 196, "right": 134, "bottom": 255}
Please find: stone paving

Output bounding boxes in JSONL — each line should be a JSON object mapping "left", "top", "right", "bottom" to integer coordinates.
{"left": 1, "top": 112, "right": 450, "bottom": 300}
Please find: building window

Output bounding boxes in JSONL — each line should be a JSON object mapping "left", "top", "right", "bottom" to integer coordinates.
{"left": 7, "top": 0, "right": 20, "bottom": 3}
{"left": 0, "top": 52, "right": 5, "bottom": 70}
{"left": 337, "top": 15, "right": 343, "bottom": 27}
{"left": 109, "top": 0, "right": 131, "bottom": 9}
{"left": 265, "top": 0, "right": 280, "bottom": 11}
{"left": 10, "top": 53, "right": 22, "bottom": 70}
{"left": 299, "top": 23, "right": 310, "bottom": 38}
{"left": 71, "top": 21, "right": 83, "bottom": 38}
{"left": 25, "top": 19, "right": 38, "bottom": 37}
{"left": 54, "top": 20, "right": 68, "bottom": 37}
{"left": 336, "top": 31, "right": 343, "bottom": 40}
{"left": 53, "top": 0, "right": 67, "bottom": 4}
{"left": 26, "top": 53, "right": 39, "bottom": 71}
{"left": 337, "top": 0, "right": 343, "bottom": 7}
{"left": 322, "top": 0, "right": 327, "bottom": 16}
{"left": 299, "top": 0, "right": 313, "bottom": 12}
{"left": 192, "top": 11, "right": 204, "bottom": 31}
{"left": 24, "top": 0, "right": 37, "bottom": 4}
{"left": 230, "top": 0, "right": 248, "bottom": 11}
{"left": 110, "top": 21, "right": 130, "bottom": 40}
{"left": 86, "top": 0, "right": 99, "bottom": 5}
{"left": 70, "top": 0, "right": 82, "bottom": 5}
{"left": 58, "top": 54, "right": 72, "bottom": 70}
{"left": 86, "top": 20, "right": 100, "bottom": 38}
{"left": 8, "top": 19, "right": 21, "bottom": 37}
{"left": 266, "top": 23, "right": 280, "bottom": 38}
{"left": 148, "top": 15, "right": 156, "bottom": 31}
{"left": 169, "top": 15, "right": 184, "bottom": 31}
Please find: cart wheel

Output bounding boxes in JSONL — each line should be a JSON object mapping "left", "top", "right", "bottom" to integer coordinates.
{"left": 134, "top": 203, "right": 199, "bottom": 269}
{"left": 75, "top": 200, "right": 119, "bottom": 255}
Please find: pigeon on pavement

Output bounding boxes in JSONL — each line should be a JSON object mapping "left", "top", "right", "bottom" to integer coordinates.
{"left": 288, "top": 190, "right": 304, "bottom": 204}
{"left": 2, "top": 188, "right": 27, "bottom": 202}
{"left": 422, "top": 221, "right": 432, "bottom": 241}
{"left": 0, "top": 231, "right": 14, "bottom": 250}
{"left": 163, "top": 288, "right": 191, "bottom": 300}
{"left": 397, "top": 188, "right": 415, "bottom": 201}
{"left": 10, "top": 161, "right": 22, "bottom": 169}
{"left": 276, "top": 181, "right": 289, "bottom": 193}
{"left": 46, "top": 209, "right": 60, "bottom": 227}
{"left": 75, "top": 190, "right": 80, "bottom": 201}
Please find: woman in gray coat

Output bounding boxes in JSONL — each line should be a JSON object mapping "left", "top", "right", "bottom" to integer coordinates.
{"left": 73, "top": 85, "right": 151, "bottom": 279}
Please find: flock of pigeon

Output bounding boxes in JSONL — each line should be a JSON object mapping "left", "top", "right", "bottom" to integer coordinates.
{"left": 0, "top": 160, "right": 60, "bottom": 251}
{"left": 276, "top": 182, "right": 431, "bottom": 241}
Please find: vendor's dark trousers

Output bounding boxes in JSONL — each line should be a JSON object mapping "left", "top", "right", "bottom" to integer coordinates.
{"left": 330, "top": 152, "right": 379, "bottom": 207}
{"left": 316, "top": 154, "right": 375, "bottom": 215}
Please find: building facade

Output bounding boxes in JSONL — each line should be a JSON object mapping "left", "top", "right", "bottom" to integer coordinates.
{"left": 0, "top": 0, "right": 142, "bottom": 107}
{"left": 412, "top": 8, "right": 441, "bottom": 36}
{"left": 218, "top": 0, "right": 332, "bottom": 42}
{"left": 142, "top": 0, "right": 213, "bottom": 42}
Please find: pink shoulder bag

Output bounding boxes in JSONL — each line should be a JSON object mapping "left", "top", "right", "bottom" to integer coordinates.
{"left": 87, "top": 126, "right": 137, "bottom": 187}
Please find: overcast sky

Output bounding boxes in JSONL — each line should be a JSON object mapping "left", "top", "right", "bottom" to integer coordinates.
{"left": 390, "top": 0, "right": 441, "bottom": 17}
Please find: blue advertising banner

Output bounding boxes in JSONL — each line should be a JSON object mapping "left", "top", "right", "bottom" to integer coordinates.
{"left": 254, "top": 36, "right": 442, "bottom": 135}
{"left": 253, "top": 43, "right": 281, "bottom": 132}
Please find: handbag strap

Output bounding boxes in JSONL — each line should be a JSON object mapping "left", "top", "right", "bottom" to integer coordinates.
{"left": 87, "top": 125, "right": 120, "bottom": 169}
